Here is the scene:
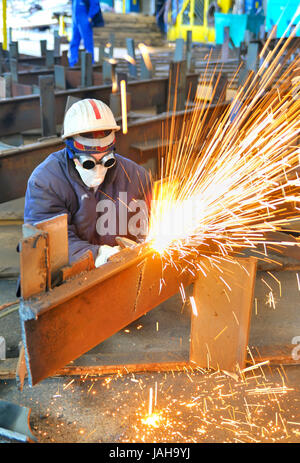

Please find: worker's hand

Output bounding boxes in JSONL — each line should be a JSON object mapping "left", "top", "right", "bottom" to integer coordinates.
{"left": 88, "top": 17, "right": 92, "bottom": 23}
{"left": 95, "top": 245, "right": 121, "bottom": 267}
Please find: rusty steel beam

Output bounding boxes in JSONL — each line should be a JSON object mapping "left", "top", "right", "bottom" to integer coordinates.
{"left": 0, "top": 138, "right": 65, "bottom": 203}
{"left": 19, "top": 221, "right": 194, "bottom": 385}
{"left": 2, "top": 344, "right": 300, "bottom": 382}
{"left": 2, "top": 51, "right": 67, "bottom": 70}
{"left": 0, "top": 74, "right": 199, "bottom": 136}
{"left": 18, "top": 213, "right": 261, "bottom": 385}
{"left": 0, "top": 101, "right": 230, "bottom": 203}
{"left": 17, "top": 65, "right": 102, "bottom": 86}
{"left": 17, "top": 55, "right": 59, "bottom": 67}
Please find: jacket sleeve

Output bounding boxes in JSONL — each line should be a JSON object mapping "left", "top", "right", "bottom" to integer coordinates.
{"left": 88, "top": 0, "right": 100, "bottom": 18}
{"left": 24, "top": 175, "right": 100, "bottom": 264}
{"left": 128, "top": 164, "right": 153, "bottom": 242}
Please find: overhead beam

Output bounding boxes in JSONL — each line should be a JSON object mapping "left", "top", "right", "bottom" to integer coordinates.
{"left": 17, "top": 64, "right": 102, "bottom": 86}
{"left": 0, "top": 74, "right": 199, "bottom": 137}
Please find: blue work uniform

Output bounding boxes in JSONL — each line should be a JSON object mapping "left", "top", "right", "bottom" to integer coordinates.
{"left": 69, "top": 0, "right": 99, "bottom": 67}
{"left": 24, "top": 149, "right": 152, "bottom": 264}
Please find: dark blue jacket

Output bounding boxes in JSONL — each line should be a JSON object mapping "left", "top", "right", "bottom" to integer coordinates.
{"left": 24, "top": 149, "right": 152, "bottom": 263}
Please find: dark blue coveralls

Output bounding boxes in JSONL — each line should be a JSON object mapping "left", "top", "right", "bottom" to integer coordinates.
{"left": 24, "top": 149, "right": 152, "bottom": 264}
{"left": 69, "top": 0, "right": 99, "bottom": 67}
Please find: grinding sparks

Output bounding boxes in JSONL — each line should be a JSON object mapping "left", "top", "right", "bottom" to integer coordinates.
{"left": 148, "top": 387, "right": 153, "bottom": 415}
{"left": 141, "top": 386, "right": 163, "bottom": 428}
{"left": 146, "top": 28, "right": 300, "bottom": 274}
{"left": 120, "top": 80, "right": 128, "bottom": 134}
{"left": 123, "top": 53, "right": 136, "bottom": 65}
{"left": 214, "top": 325, "right": 228, "bottom": 341}
{"left": 189, "top": 296, "right": 198, "bottom": 317}
{"left": 138, "top": 43, "right": 153, "bottom": 71}
{"left": 48, "top": 358, "right": 299, "bottom": 443}
{"left": 112, "top": 74, "right": 118, "bottom": 94}
{"left": 296, "top": 273, "right": 300, "bottom": 291}
{"left": 141, "top": 412, "right": 161, "bottom": 428}
{"left": 121, "top": 365, "right": 297, "bottom": 443}
{"left": 105, "top": 57, "right": 117, "bottom": 65}
{"left": 266, "top": 291, "right": 276, "bottom": 309}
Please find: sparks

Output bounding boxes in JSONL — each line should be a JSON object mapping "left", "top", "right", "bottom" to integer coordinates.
{"left": 141, "top": 412, "right": 161, "bottom": 428}
{"left": 146, "top": 29, "right": 300, "bottom": 278}
{"left": 189, "top": 296, "right": 198, "bottom": 317}
{"left": 138, "top": 43, "right": 153, "bottom": 71}
{"left": 120, "top": 80, "right": 128, "bottom": 134}
{"left": 123, "top": 53, "right": 136, "bottom": 65}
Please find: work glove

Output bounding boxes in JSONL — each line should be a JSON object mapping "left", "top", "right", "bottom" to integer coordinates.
{"left": 95, "top": 245, "right": 121, "bottom": 268}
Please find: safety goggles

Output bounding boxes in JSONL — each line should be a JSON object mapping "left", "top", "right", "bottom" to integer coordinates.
{"left": 77, "top": 152, "right": 116, "bottom": 170}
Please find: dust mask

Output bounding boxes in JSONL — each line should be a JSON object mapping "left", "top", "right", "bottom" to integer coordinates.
{"left": 74, "top": 159, "right": 107, "bottom": 189}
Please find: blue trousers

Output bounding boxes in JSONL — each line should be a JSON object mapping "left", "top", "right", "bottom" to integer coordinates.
{"left": 69, "top": 15, "right": 94, "bottom": 67}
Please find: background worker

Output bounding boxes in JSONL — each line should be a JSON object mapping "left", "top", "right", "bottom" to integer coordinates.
{"left": 69, "top": 0, "right": 102, "bottom": 67}
{"left": 155, "top": 0, "right": 167, "bottom": 35}
{"left": 23, "top": 99, "right": 151, "bottom": 269}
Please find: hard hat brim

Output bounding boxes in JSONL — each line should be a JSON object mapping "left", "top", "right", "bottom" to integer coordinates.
{"left": 62, "top": 125, "right": 121, "bottom": 140}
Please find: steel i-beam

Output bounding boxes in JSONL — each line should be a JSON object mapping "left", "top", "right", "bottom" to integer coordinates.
{"left": 18, "top": 213, "right": 259, "bottom": 386}
{"left": 18, "top": 215, "right": 194, "bottom": 386}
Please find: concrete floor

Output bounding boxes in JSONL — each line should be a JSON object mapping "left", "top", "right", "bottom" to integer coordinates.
{"left": 1, "top": 199, "right": 300, "bottom": 444}
{"left": 1, "top": 280, "right": 300, "bottom": 444}
{"left": 1, "top": 360, "right": 300, "bottom": 444}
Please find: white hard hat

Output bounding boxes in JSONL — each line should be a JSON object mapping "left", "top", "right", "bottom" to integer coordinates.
{"left": 62, "top": 98, "right": 120, "bottom": 139}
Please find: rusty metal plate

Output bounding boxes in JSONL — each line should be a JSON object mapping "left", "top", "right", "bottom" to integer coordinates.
{"left": 34, "top": 214, "right": 68, "bottom": 275}
{"left": 20, "top": 227, "right": 49, "bottom": 299}
{"left": 190, "top": 256, "right": 257, "bottom": 372}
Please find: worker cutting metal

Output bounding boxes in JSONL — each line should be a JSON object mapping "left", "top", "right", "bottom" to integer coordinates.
{"left": 23, "top": 98, "right": 151, "bottom": 270}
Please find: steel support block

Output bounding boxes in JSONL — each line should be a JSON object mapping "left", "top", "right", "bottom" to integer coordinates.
{"left": 221, "top": 26, "right": 230, "bottom": 62}
{"left": 54, "top": 65, "right": 66, "bottom": 90}
{"left": 186, "top": 31, "right": 193, "bottom": 72}
{"left": 39, "top": 75, "right": 56, "bottom": 138}
{"left": 246, "top": 42, "right": 259, "bottom": 72}
{"left": 81, "top": 51, "right": 93, "bottom": 88}
{"left": 212, "top": 72, "right": 228, "bottom": 104}
{"left": 168, "top": 60, "right": 187, "bottom": 112}
{"left": 126, "top": 38, "right": 137, "bottom": 78}
{"left": 190, "top": 257, "right": 257, "bottom": 372}
{"left": 174, "top": 38, "right": 184, "bottom": 62}
{"left": 40, "top": 39, "right": 47, "bottom": 57}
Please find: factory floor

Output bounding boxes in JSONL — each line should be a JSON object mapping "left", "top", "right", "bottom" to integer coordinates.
{"left": 1, "top": 198, "right": 300, "bottom": 444}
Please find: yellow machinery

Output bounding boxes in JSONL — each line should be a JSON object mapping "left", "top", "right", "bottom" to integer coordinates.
{"left": 2, "top": 0, "right": 7, "bottom": 50}
{"left": 167, "top": 0, "right": 232, "bottom": 43}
